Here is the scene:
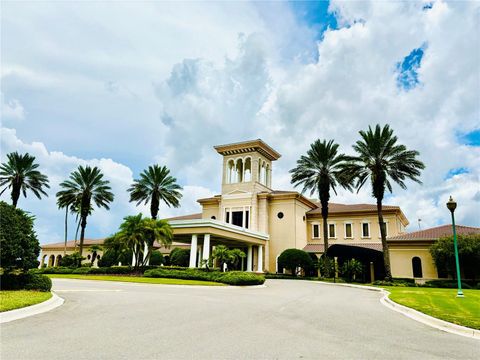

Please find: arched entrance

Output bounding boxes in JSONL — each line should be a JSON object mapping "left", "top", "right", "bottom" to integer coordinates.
{"left": 412, "top": 256, "right": 423, "bottom": 278}
{"left": 48, "top": 255, "right": 55, "bottom": 267}
{"left": 55, "top": 255, "right": 62, "bottom": 267}
{"left": 326, "top": 244, "right": 385, "bottom": 282}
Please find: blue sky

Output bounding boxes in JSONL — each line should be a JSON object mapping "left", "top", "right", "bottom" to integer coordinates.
{"left": 1, "top": 0, "right": 479, "bottom": 244}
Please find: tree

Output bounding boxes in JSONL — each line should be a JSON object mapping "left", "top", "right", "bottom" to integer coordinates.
{"left": 170, "top": 248, "right": 190, "bottom": 267}
{"left": 128, "top": 165, "right": 183, "bottom": 220}
{"left": 149, "top": 251, "right": 164, "bottom": 266}
{"left": 60, "top": 252, "right": 84, "bottom": 268}
{"left": 228, "top": 248, "right": 246, "bottom": 270}
{"left": 89, "top": 244, "right": 102, "bottom": 266}
{"left": 140, "top": 217, "right": 173, "bottom": 265}
{"left": 340, "top": 124, "right": 425, "bottom": 281}
{"left": 340, "top": 259, "right": 364, "bottom": 282}
{"left": 0, "top": 152, "right": 50, "bottom": 208}
{"left": 277, "top": 249, "right": 314, "bottom": 276}
{"left": 290, "top": 139, "right": 351, "bottom": 277}
{"left": 430, "top": 234, "right": 480, "bottom": 280}
{"left": 56, "top": 166, "right": 114, "bottom": 258}
{"left": 212, "top": 245, "right": 233, "bottom": 271}
{"left": 116, "top": 214, "right": 146, "bottom": 268}
{"left": 0, "top": 201, "right": 40, "bottom": 271}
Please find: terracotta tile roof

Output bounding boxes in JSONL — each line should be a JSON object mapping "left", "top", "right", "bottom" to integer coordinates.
{"left": 41, "top": 239, "right": 104, "bottom": 249}
{"left": 307, "top": 202, "right": 400, "bottom": 215}
{"left": 303, "top": 243, "right": 383, "bottom": 253}
{"left": 388, "top": 224, "right": 480, "bottom": 241}
{"left": 165, "top": 213, "right": 203, "bottom": 221}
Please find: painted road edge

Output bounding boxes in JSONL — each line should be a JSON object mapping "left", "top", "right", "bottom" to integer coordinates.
{"left": 0, "top": 292, "right": 64, "bottom": 324}
{"left": 315, "top": 280, "right": 480, "bottom": 340}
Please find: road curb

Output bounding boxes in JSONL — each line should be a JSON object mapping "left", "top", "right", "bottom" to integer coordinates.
{"left": 0, "top": 292, "right": 64, "bottom": 324}
{"left": 315, "top": 281, "right": 479, "bottom": 340}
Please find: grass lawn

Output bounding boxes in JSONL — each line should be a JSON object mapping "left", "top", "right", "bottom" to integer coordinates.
{"left": 384, "top": 287, "right": 480, "bottom": 330}
{"left": 0, "top": 291, "right": 52, "bottom": 312}
{"left": 47, "top": 274, "right": 225, "bottom": 286}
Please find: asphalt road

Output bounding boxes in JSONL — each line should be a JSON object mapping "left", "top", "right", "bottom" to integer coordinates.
{"left": 1, "top": 279, "right": 479, "bottom": 360}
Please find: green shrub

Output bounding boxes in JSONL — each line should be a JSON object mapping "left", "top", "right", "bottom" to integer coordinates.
{"left": 72, "top": 267, "right": 91, "bottom": 274}
{"left": 318, "top": 256, "right": 336, "bottom": 278}
{"left": 277, "top": 249, "right": 314, "bottom": 276}
{"left": 169, "top": 248, "right": 190, "bottom": 267}
{"left": 149, "top": 251, "right": 164, "bottom": 266}
{"left": 0, "top": 272, "right": 51, "bottom": 291}
{"left": 24, "top": 274, "right": 52, "bottom": 292}
{"left": 423, "top": 280, "right": 473, "bottom": 289}
{"left": 59, "top": 253, "right": 84, "bottom": 268}
{"left": 0, "top": 201, "right": 40, "bottom": 271}
{"left": 372, "top": 279, "right": 417, "bottom": 287}
{"left": 339, "top": 259, "right": 364, "bottom": 282}
{"left": 143, "top": 268, "right": 264, "bottom": 286}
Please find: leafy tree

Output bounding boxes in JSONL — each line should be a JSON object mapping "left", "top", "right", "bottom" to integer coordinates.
{"left": 0, "top": 201, "right": 40, "bottom": 271}
{"left": 340, "top": 124, "right": 425, "bottom": 281}
{"left": 60, "top": 252, "right": 84, "bottom": 267}
{"left": 89, "top": 244, "right": 102, "bottom": 266}
{"left": 228, "top": 248, "right": 246, "bottom": 270}
{"left": 116, "top": 214, "right": 145, "bottom": 268}
{"left": 128, "top": 165, "right": 183, "bottom": 220}
{"left": 101, "top": 234, "right": 131, "bottom": 266}
{"left": 339, "top": 259, "right": 364, "bottom": 282}
{"left": 430, "top": 234, "right": 480, "bottom": 280}
{"left": 56, "top": 166, "right": 114, "bottom": 258}
{"left": 318, "top": 256, "right": 336, "bottom": 278}
{"left": 0, "top": 152, "right": 50, "bottom": 208}
{"left": 277, "top": 249, "right": 314, "bottom": 276}
{"left": 290, "top": 139, "right": 351, "bottom": 277}
{"left": 149, "top": 251, "right": 164, "bottom": 266}
{"left": 212, "top": 245, "right": 233, "bottom": 271}
{"left": 170, "top": 248, "right": 190, "bottom": 267}
{"left": 140, "top": 217, "right": 173, "bottom": 265}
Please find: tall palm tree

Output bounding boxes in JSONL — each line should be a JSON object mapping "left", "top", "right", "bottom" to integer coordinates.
{"left": 56, "top": 194, "right": 81, "bottom": 255}
{"left": 290, "top": 139, "right": 351, "bottom": 277}
{"left": 341, "top": 124, "right": 425, "bottom": 281}
{"left": 0, "top": 152, "right": 50, "bottom": 208}
{"left": 56, "top": 166, "right": 114, "bottom": 258}
{"left": 128, "top": 165, "right": 183, "bottom": 220}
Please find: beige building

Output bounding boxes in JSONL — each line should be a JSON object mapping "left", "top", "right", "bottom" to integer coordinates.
{"left": 40, "top": 139, "right": 479, "bottom": 281}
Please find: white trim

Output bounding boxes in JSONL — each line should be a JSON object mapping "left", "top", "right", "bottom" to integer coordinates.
{"left": 361, "top": 222, "right": 371, "bottom": 238}
{"left": 328, "top": 223, "right": 337, "bottom": 239}
{"left": 311, "top": 223, "right": 320, "bottom": 239}
{"left": 169, "top": 219, "right": 269, "bottom": 240}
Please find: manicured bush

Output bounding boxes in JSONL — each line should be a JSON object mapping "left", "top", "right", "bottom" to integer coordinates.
{"left": 0, "top": 273, "right": 52, "bottom": 292}
{"left": 97, "top": 250, "right": 117, "bottom": 267}
{"left": 373, "top": 279, "right": 417, "bottom": 287}
{"left": 339, "top": 259, "right": 364, "bottom": 282}
{"left": 0, "top": 201, "right": 40, "bottom": 271}
{"left": 423, "top": 279, "right": 473, "bottom": 289}
{"left": 143, "top": 268, "right": 265, "bottom": 286}
{"left": 72, "top": 267, "right": 91, "bottom": 274}
{"left": 169, "top": 248, "right": 190, "bottom": 267}
{"left": 149, "top": 251, "right": 164, "bottom": 266}
{"left": 59, "top": 253, "right": 84, "bottom": 268}
{"left": 277, "top": 249, "right": 314, "bottom": 276}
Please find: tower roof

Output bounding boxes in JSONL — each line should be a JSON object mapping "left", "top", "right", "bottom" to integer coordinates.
{"left": 214, "top": 139, "right": 281, "bottom": 161}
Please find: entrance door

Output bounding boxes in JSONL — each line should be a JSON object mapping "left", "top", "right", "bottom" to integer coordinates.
{"left": 232, "top": 211, "right": 243, "bottom": 227}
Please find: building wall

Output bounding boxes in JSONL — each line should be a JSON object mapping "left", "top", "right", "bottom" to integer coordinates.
{"left": 389, "top": 246, "right": 439, "bottom": 280}
{"left": 40, "top": 248, "right": 105, "bottom": 267}
{"left": 306, "top": 213, "right": 403, "bottom": 245}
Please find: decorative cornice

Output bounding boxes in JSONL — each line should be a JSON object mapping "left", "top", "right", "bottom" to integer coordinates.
{"left": 214, "top": 139, "right": 281, "bottom": 161}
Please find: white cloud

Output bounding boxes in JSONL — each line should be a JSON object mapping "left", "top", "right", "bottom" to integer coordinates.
{"left": 1, "top": 93, "right": 25, "bottom": 120}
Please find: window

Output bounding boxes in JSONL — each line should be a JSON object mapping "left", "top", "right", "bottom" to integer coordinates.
{"left": 225, "top": 211, "right": 230, "bottom": 223}
{"left": 211, "top": 216, "right": 216, "bottom": 220}
{"left": 245, "top": 211, "right": 249, "bottom": 229}
{"left": 362, "top": 222, "right": 370, "bottom": 238}
{"left": 412, "top": 257, "right": 423, "bottom": 278}
{"left": 344, "top": 223, "right": 352, "bottom": 238}
{"left": 328, "top": 224, "right": 336, "bottom": 238}
{"left": 232, "top": 211, "right": 243, "bottom": 227}
{"left": 277, "top": 212, "right": 284, "bottom": 219}
{"left": 312, "top": 224, "right": 320, "bottom": 238}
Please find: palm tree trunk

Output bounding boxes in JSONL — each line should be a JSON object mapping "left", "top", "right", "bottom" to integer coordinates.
{"left": 321, "top": 197, "right": 330, "bottom": 277}
{"left": 75, "top": 219, "right": 81, "bottom": 241}
{"left": 11, "top": 184, "right": 20, "bottom": 208}
{"left": 377, "top": 200, "right": 393, "bottom": 281}
{"left": 79, "top": 215, "right": 87, "bottom": 259}
{"left": 64, "top": 206, "right": 68, "bottom": 256}
{"left": 150, "top": 195, "right": 159, "bottom": 220}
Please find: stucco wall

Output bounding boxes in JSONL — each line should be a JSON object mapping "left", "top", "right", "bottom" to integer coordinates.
{"left": 389, "top": 247, "right": 439, "bottom": 280}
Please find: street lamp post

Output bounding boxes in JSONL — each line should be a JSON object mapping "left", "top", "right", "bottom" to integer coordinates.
{"left": 446, "top": 196, "right": 464, "bottom": 298}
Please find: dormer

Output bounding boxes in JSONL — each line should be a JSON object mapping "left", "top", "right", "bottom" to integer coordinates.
{"left": 214, "top": 139, "right": 281, "bottom": 195}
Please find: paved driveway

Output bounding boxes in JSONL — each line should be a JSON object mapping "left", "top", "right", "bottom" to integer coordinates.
{"left": 1, "top": 279, "right": 479, "bottom": 359}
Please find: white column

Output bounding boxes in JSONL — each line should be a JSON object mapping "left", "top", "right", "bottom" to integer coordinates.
{"left": 189, "top": 234, "right": 198, "bottom": 268}
{"left": 258, "top": 245, "right": 263, "bottom": 273}
{"left": 144, "top": 242, "right": 150, "bottom": 266}
{"left": 202, "top": 234, "right": 211, "bottom": 267}
{"left": 131, "top": 244, "right": 137, "bottom": 266}
{"left": 247, "top": 246, "right": 253, "bottom": 272}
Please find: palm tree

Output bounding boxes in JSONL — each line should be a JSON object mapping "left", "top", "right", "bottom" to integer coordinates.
{"left": 128, "top": 165, "right": 183, "bottom": 220}
{"left": 341, "top": 124, "right": 425, "bottom": 281}
{"left": 212, "top": 245, "right": 234, "bottom": 272}
{"left": 56, "top": 166, "right": 114, "bottom": 258}
{"left": 290, "top": 139, "right": 351, "bottom": 277}
{"left": 0, "top": 152, "right": 50, "bottom": 208}
{"left": 140, "top": 217, "right": 173, "bottom": 266}
{"left": 89, "top": 244, "right": 102, "bottom": 266}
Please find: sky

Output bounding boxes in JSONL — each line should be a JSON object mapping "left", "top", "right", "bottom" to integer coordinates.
{"left": 1, "top": 0, "right": 479, "bottom": 245}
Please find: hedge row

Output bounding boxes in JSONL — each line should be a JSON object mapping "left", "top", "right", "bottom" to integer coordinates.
{"left": 37, "top": 266, "right": 159, "bottom": 275}
{"left": 144, "top": 268, "right": 265, "bottom": 286}
{"left": 1, "top": 272, "right": 52, "bottom": 292}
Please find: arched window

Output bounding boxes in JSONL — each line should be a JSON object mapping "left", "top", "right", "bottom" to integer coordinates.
{"left": 227, "top": 160, "right": 235, "bottom": 183}
{"left": 235, "top": 159, "right": 243, "bottom": 183}
{"left": 244, "top": 158, "right": 252, "bottom": 182}
{"left": 48, "top": 255, "right": 55, "bottom": 267}
{"left": 265, "top": 164, "right": 270, "bottom": 187}
{"left": 412, "top": 257, "right": 423, "bottom": 278}
{"left": 260, "top": 161, "right": 266, "bottom": 184}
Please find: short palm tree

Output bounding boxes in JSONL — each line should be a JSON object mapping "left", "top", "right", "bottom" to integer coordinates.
{"left": 0, "top": 152, "right": 50, "bottom": 208}
{"left": 212, "top": 245, "right": 234, "bottom": 271}
{"left": 341, "top": 124, "right": 425, "bottom": 281}
{"left": 290, "top": 139, "right": 351, "bottom": 277}
{"left": 56, "top": 166, "right": 114, "bottom": 258}
{"left": 117, "top": 214, "right": 145, "bottom": 268}
{"left": 140, "top": 217, "right": 173, "bottom": 266}
{"left": 128, "top": 165, "right": 183, "bottom": 219}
